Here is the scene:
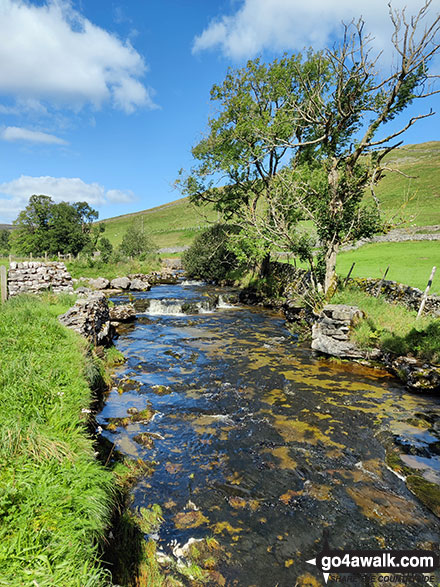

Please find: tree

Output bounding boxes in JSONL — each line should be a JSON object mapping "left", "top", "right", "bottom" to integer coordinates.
{"left": 177, "top": 51, "right": 329, "bottom": 275}
{"left": 179, "top": 1, "right": 440, "bottom": 292}
{"left": 0, "top": 229, "right": 10, "bottom": 255}
{"left": 182, "top": 224, "right": 238, "bottom": 281}
{"left": 119, "top": 223, "right": 156, "bottom": 258}
{"left": 98, "top": 236, "right": 113, "bottom": 263}
{"left": 12, "top": 195, "right": 100, "bottom": 255}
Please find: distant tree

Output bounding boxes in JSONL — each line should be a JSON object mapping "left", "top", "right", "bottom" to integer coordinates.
{"left": 0, "top": 229, "right": 10, "bottom": 255}
{"left": 98, "top": 236, "right": 113, "bottom": 263}
{"left": 12, "top": 195, "right": 99, "bottom": 255}
{"left": 119, "top": 223, "right": 156, "bottom": 258}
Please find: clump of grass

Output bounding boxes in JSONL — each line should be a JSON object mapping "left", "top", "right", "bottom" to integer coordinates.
{"left": 0, "top": 294, "right": 115, "bottom": 586}
{"left": 332, "top": 287, "right": 440, "bottom": 364}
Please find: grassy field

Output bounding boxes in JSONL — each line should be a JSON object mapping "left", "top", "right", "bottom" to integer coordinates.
{"left": 336, "top": 241, "right": 440, "bottom": 294}
{"left": 0, "top": 294, "right": 114, "bottom": 586}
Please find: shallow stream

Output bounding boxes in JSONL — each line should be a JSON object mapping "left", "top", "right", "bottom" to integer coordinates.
{"left": 99, "top": 281, "right": 440, "bottom": 586}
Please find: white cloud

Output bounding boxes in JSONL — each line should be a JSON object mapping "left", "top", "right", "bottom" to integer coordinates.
{"left": 0, "top": 175, "right": 135, "bottom": 221}
{"left": 1, "top": 126, "right": 68, "bottom": 145}
{"left": 193, "top": 0, "right": 434, "bottom": 59}
{"left": 0, "top": 0, "right": 154, "bottom": 113}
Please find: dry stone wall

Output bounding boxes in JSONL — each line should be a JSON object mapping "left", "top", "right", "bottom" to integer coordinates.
{"left": 354, "top": 278, "right": 440, "bottom": 317}
{"left": 7, "top": 261, "right": 74, "bottom": 297}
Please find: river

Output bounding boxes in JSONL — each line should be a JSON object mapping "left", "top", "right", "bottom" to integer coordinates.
{"left": 99, "top": 280, "right": 440, "bottom": 586}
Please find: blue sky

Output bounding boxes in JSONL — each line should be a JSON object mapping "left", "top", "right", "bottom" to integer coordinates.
{"left": 0, "top": 0, "right": 439, "bottom": 224}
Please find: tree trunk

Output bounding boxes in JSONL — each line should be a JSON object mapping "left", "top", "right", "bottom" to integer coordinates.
{"left": 260, "top": 252, "right": 271, "bottom": 278}
{"left": 324, "top": 241, "right": 339, "bottom": 294}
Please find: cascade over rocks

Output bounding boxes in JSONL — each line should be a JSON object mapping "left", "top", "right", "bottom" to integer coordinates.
{"left": 58, "top": 292, "right": 113, "bottom": 347}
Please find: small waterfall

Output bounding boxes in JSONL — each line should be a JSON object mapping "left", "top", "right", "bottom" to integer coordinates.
{"left": 218, "top": 295, "right": 236, "bottom": 309}
{"left": 147, "top": 299, "right": 185, "bottom": 315}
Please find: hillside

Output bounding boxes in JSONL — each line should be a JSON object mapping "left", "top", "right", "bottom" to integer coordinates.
{"left": 98, "top": 197, "right": 217, "bottom": 249}
{"left": 99, "top": 141, "right": 440, "bottom": 250}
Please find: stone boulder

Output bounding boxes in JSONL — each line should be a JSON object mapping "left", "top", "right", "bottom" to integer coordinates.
{"left": 110, "top": 276, "right": 131, "bottom": 290}
{"left": 58, "top": 292, "right": 113, "bottom": 346}
{"left": 311, "top": 304, "right": 381, "bottom": 360}
{"left": 89, "top": 277, "right": 110, "bottom": 290}
{"left": 109, "top": 304, "right": 137, "bottom": 322}
{"left": 390, "top": 356, "right": 440, "bottom": 392}
{"left": 129, "top": 278, "right": 150, "bottom": 291}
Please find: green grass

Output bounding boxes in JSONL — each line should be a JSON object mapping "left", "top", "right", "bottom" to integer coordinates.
{"left": 332, "top": 287, "right": 440, "bottom": 364}
{"left": 0, "top": 294, "right": 114, "bottom": 586}
{"left": 336, "top": 241, "right": 440, "bottom": 294}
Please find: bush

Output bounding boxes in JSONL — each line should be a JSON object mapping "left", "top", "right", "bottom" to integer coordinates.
{"left": 182, "top": 224, "right": 238, "bottom": 281}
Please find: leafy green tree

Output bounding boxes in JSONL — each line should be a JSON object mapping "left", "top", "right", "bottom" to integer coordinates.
{"left": 177, "top": 51, "right": 328, "bottom": 276}
{"left": 12, "top": 195, "right": 99, "bottom": 255}
{"left": 98, "top": 236, "right": 113, "bottom": 263}
{"left": 0, "top": 229, "right": 10, "bottom": 255}
{"left": 179, "top": 1, "right": 440, "bottom": 292}
{"left": 182, "top": 224, "right": 238, "bottom": 281}
{"left": 119, "top": 223, "right": 156, "bottom": 258}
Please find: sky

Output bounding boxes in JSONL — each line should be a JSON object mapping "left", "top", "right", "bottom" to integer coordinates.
{"left": 0, "top": 0, "right": 439, "bottom": 224}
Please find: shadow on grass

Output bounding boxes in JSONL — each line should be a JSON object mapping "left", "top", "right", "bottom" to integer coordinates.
{"left": 382, "top": 320, "right": 440, "bottom": 364}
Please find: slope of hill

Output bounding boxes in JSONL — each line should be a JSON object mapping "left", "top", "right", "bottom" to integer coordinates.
{"left": 99, "top": 141, "right": 440, "bottom": 250}
{"left": 98, "top": 196, "right": 217, "bottom": 249}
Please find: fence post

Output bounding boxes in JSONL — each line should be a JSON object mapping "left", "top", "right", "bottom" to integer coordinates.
{"left": 1, "top": 265, "right": 7, "bottom": 303}
{"left": 417, "top": 266, "right": 436, "bottom": 320}
{"left": 343, "top": 262, "right": 356, "bottom": 288}
{"left": 44, "top": 251, "right": 48, "bottom": 262}
{"left": 375, "top": 265, "right": 390, "bottom": 297}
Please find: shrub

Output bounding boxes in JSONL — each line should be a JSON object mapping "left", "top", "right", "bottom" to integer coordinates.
{"left": 182, "top": 224, "right": 238, "bottom": 281}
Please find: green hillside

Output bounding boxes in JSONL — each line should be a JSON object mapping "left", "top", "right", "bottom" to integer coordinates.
{"left": 369, "top": 141, "right": 440, "bottom": 227}
{"left": 98, "top": 197, "right": 217, "bottom": 249}
{"left": 100, "top": 141, "right": 440, "bottom": 250}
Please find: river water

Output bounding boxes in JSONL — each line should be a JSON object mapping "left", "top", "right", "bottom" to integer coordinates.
{"left": 100, "top": 281, "right": 440, "bottom": 586}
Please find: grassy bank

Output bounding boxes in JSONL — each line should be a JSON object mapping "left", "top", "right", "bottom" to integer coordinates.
{"left": 0, "top": 294, "right": 114, "bottom": 586}
{"left": 332, "top": 287, "right": 440, "bottom": 364}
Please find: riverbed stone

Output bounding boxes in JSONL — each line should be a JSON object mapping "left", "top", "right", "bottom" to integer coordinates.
{"left": 109, "top": 303, "right": 136, "bottom": 322}
{"left": 390, "top": 356, "right": 440, "bottom": 392}
{"left": 89, "top": 277, "right": 110, "bottom": 290}
{"left": 110, "top": 276, "right": 131, "bottom": 290}
{"left": 129, "top": 277, "right": 150, "bottom": 291}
